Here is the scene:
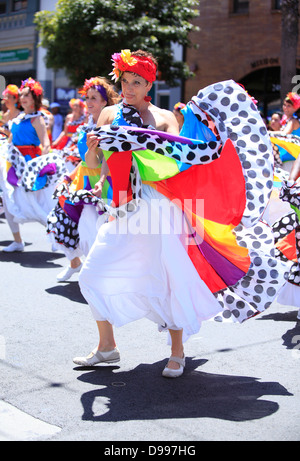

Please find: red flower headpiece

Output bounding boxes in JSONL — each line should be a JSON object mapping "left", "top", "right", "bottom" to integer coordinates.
{"left": 20, "top": 77, "right": 43, "bottom": 97}
{"left": 2, "top": 84, "right": 19, "bottom": 99}
{"left": 286, "top": 92, "right": 300, "bottom": 111}
{"left": 110, "top": 49, "right": 157, "bottom": 83}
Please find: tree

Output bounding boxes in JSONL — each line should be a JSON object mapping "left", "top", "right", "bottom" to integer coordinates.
{"left": 280, "top": 0, "right": 299, "bottom": 101}
{"left": 34, "top": 0, "right": 199, "bottom": 88}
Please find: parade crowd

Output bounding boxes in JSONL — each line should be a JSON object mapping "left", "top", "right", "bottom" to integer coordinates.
{"left": 0, "top": 49, "right": 300, "bottom": 378}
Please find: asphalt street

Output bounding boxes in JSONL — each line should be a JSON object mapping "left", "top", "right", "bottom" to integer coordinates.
{"left": 0, "top": 213, "right": 299, "bottom": 442}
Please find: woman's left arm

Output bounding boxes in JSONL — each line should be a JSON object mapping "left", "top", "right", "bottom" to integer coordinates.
{"left": 32, "top": 115, "right": 50, "bottom": 155}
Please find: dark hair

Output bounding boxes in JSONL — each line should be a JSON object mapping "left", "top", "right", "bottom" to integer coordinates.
{"left": 32, "top": 91, "right": 43, "bottom": 112}
{"left": 132, "top": 49, "right": 158, "bottom": 70}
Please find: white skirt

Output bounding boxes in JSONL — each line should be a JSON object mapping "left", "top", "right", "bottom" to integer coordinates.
{"left": 79, "top": 185, "right": 222, "bottom": 342}
{"left": 277, "top": 282, "right": 300, "bottom": 308}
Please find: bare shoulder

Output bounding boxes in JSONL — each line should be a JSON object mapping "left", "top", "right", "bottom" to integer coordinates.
{"left": 150, "top": 105, "right": 179, "bottom": 134}
{"left": 97, "top": 105, "right": 117, "bottom": 126}
{"left": 32, "top": 113, "right": 46, "bottom": 127}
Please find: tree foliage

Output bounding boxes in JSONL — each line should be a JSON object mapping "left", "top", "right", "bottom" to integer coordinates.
{"left": 35, "top": 0, "right": 199, "bottom": 87}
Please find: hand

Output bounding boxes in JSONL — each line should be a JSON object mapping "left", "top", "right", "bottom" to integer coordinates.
{"left": 86, "top": 133, "right": 99, "bottom": 154}
{"left": 92, "top": 179, "right": 104, "bottom": 197}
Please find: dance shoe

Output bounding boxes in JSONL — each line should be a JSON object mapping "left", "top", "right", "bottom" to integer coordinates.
{"left": 73, "top": 347, "right": 120, "bottom": 366}
{"left": 56, "top": 263, "right": 83, "bottom": 282}
{"left": 162, "top": 355, "right": 185, "bottom": 378}
{"left": 2, "top": 241, "right": 24, "bottom": 252}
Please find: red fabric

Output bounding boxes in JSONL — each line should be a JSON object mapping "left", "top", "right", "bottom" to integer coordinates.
{"left": 149, "top": 139, "right": 249, "bottom": 291}
{"left": 106, "top": 151, "right": 133, "bottom": 207}
{"left": 153, "top": 140, "right": 246, "bottom": 226}
{"left": 276, "top": 229, "right": 298, "bottom": 262}
{"left": 16, "top": 145, "right": 41, "bottom": 159}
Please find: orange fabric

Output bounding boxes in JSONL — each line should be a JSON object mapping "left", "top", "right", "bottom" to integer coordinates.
{"left": 276, "top": 229, "right": 298, "bottom": 262}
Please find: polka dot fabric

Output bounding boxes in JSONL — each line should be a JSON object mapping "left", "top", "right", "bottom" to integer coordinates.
{"left": 47, "top": 203, "right": 80, "bottom": 249}
{"left": 214, "top": 221, "right": 288, "bottom": 322}
{"left": 7, "top": 144, "right": 66, "bottom": 192}
{"left": 191, "top": 80, "right": 274, "bottom": 228}
{"left": 273, "top": 179, "right": 300, "bottom": 287}
{"left": 90, "top": 81, "right": 288, "bottom": 323}
{"left": 190, "top": 80, "right": 287, "bottom": 321}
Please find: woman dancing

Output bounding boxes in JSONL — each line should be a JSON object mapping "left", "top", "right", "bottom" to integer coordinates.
{"left": 273, "top": 154, "right": 300, "bottom": 320}
{"left": 74, "top": 49, "right": 287, "bottom": 377}
{"left": 0, "top": 84, "right": 21, "bottom": 136}
{"left": 47, "top": 77, "right": 120, "bottom": 282}
{"left": 270, "top": 92, "right": 300, "bottom": 173}
{"left": 0, "top": 77, "right": 66, "bottom": 252}
{"left": 52, "top": 98, "right": 87, "bottom": 154}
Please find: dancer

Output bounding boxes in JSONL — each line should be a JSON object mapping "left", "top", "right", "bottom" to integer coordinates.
{"left": 273, "top": 154, "right": 300, "bottom": 320}
{"left": 270, "top": 92, "right": 300, "bottom": 173}
{"left": 0, "top": 85, "right": 21, "bottom": 136}
{"left": 52, "top": 98, "right": 86, "bottom": 152}
{"left": 47, "top": 77, "right": 120, "bottom": 281}
{"left": 0, "top": 77, "right": 66, "bottom": 252}
{"left": 74, "top": 49, "right": 287, "bottom": 377}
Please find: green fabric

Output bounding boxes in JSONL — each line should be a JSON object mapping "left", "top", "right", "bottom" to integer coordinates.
{"left": 291, "top": 205, "right": 300, "bottom": 222}
{"left": 132, "top": 149, "right": 180, "bottom": 181}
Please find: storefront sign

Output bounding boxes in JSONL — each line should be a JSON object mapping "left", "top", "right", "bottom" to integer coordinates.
{"left": 251, "top": 57, "right": 279, "bottom": 69}
{"left": 0, "top": 48, "right": 30, "bottom": 63}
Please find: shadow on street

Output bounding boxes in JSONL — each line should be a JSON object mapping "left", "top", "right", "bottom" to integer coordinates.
{"left": 0, "top": 243, "right": 65, "bottom": 269}
{"left": 75, "top": 357, "right": 292, "bottom": 423}
{"left": 46, "top": 281, "right": 87, "bottom": 304}
{"left": 257, "top": 311, "right": 300, "bottom": 351}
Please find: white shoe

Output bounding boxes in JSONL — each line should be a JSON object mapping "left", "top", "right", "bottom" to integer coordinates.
{"left": 73, "top": 347, "right": 120, "bottom": 366}
{"left": 3, "top": 241, "right": 24, "bottom": 252}
{"left": 162, "top": 355, "right": 185, "bottom": 378}
{"left": 56, "top": 263, "right": 83, "bottom": 282}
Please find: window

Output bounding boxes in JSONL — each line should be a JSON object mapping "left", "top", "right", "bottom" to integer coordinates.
{"left": 12, "top": 0, "right": 27, "bottom": 12}
{"left": 272, "top": 0, "right": 282, "bottom": 9}
{"left": 0, "top": 2, "right": 6, "bottom": 14}
{"left": 232, "top": 0, "right": 249, "bottom": 14}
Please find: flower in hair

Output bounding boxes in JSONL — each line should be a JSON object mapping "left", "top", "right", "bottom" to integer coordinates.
{"left": 287, "top": 92, "right": 300, "bottom": 111}
{"left": 78, "top": 77, "right": 108, "bottom": 101}
{"left": 20, "top": 78, "right": 43, "bottom": 97}
{"left": 110, "top": 49, "right": 156, "bottom": 83}
{"left": 69, "top": 98, "right": 86, "bottom": 110}
{"left": 174, "top": 102, "right": 186, "bottom": 111}
{"left": 2, "top": 84, "right": 19, "bottom": 99}
{"left": 110, "top": 50, "right": 138, "bottom": 82}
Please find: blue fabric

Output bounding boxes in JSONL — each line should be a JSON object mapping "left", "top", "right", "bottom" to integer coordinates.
{"left": 279, "top": 125, "right": 300, "bottom": 162}
{"left": 180, "top": 104, "right": 217, "bottom": 142}
{"left": 11, "top": 118, "right": 40, "bottom": 146}
{"left": 78, "top": 130, "right": 88, "bottom": 161}
{"left": 111, "top": 104, "right": 131, "bottom": 127}
{"left": 292, "top": 126, "right": 300, "bottom": 137}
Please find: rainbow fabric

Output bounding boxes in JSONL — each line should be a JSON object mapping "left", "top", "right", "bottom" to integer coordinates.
{"left": 58, "top": 161, "right": 113, "bottom": 223}
{"left": 270, "top": 134, "right": 300, "bottom": 162}
{"left": 102, "top": 135, "right": 250, "bottom": 294}
{"left": 89, "top": 80, "right": 287, "bottom": 323}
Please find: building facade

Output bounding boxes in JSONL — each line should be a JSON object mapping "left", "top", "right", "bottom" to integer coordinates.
{"left": 1, "top": 0, "right": 299, "bottom": 116}
{"left": 185, "top": 0, "right": 300, "bottom": 116}
{"left": 0, "top": 0, "right": 39, "bottom": 90}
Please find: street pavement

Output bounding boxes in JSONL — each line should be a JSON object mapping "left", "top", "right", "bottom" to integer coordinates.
{"left": 0, "top": 213, "right": 300, "bottom": 442}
